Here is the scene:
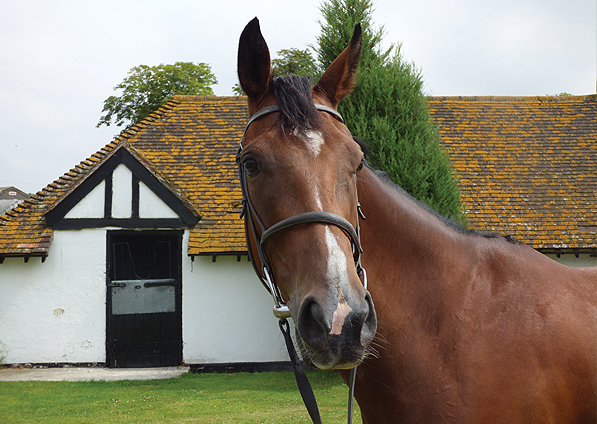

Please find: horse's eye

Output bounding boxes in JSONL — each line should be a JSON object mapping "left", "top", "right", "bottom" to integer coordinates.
{"left": 243, "top": 158, "right": 260, "bottom": 176}
{"left": 356, "top": 161, "right": 364, "bottom": 173}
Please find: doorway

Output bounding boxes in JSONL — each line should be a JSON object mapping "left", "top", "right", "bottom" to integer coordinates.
{"left": 106, "top": 231, "right": 182, "bottom": 367}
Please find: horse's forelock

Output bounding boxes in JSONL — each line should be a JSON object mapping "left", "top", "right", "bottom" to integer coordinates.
{"left": 273, "top": 75, "right": 320, "bottom": 132}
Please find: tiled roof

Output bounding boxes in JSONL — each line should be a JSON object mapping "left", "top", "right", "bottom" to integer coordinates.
{"left": 0, "top": 135, "right": 202, "bottom": 258}
{"left": 125, "top": 96, "right": 247, "bottom": 254}
{"left": 0, "top": 96, "right": 247, "bottom": 258}
{"left": 0, "top": 142, "right": 120, "bottom": 257}
{"left": 429, "top": 95, "right": 596, "bottom": 251}
{"left": 1, "top": 94, "right": 594, "bottom": 258}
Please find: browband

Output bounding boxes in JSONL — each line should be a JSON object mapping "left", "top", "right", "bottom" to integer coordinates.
{"left": 242, "top": 104, "right": 344, "bottom": 138}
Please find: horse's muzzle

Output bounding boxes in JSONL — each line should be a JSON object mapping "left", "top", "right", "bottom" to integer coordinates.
{"left": 295, "top": 290, "right": 377, "bottom": 370}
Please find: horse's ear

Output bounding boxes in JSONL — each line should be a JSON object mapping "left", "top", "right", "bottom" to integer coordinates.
{"left": 237, "top": 18, "right": 272, "bottom": 106}
{"left": 314, "top": 23, "right": 362, "bottom": 107}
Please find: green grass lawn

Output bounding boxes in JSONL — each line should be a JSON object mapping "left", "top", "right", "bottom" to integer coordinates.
{"left": 0, "top": 370, "right": 361, "bottom": 423}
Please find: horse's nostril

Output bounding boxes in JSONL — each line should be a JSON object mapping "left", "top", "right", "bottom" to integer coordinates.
{"left": 298, "top": 297, "right": 329, "bottom": 350}
{"left": 297, "top": 292, "right": 377, "bottom": 353}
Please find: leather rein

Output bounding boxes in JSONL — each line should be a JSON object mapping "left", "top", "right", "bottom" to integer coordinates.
{"left": 236, "top": 104, "right": 367, "bottom": 424}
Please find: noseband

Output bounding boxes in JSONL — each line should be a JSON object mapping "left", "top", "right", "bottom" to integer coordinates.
{"left": 236, "top": 104, "right": 366, "bottom": 319}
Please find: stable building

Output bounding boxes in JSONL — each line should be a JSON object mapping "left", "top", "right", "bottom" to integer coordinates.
{"left": 0, "top": 97, "right": 287, "bottom": 368}
{"left": 0, "top": 94, "right": 595, "bottom": 368}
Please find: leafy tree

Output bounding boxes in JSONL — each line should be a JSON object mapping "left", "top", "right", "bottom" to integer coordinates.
{"left": 232, "top": 48, "right": 317, "bottom": 95}
{"left": 232, "top": 83, "right": 245, "bottom": 96}
{"left": 315, "top": 0, "right": 465, "bottom": 224}
{"left": 271, "top": 48, "right": 317, "bottom": 78}
{"left": 98, "top": 62, "right": 217, "bottom": 129}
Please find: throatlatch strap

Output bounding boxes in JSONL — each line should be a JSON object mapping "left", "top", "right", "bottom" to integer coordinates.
{"left": 279, "top": 319, "right": 322, "bottom": 424}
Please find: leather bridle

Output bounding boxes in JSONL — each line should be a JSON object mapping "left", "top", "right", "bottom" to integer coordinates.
{"left": 236, "top": 103, "right": 367, "bottom": 424}
{"left": 237, "top": 104, "right": 366, "bottom": 319}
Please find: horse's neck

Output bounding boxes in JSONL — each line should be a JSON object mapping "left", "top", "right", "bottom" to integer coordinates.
{"left": 357, "top": 167, "right": 477, "bottom": 313}
{"left": 353, "top": 167, "right": 479, "bottom": 418}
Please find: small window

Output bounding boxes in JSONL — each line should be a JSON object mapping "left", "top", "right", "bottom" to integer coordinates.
{"left": 8, "top": 191, "right": 17, "bottom": 196}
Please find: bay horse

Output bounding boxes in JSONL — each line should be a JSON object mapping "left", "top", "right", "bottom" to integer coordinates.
{"left": 237, "top": 18, "right": 597, "bottom": 423}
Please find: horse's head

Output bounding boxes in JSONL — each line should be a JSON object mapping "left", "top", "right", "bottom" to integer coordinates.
{"left": 237, "top": 18, "right": 376, "bottom": 370}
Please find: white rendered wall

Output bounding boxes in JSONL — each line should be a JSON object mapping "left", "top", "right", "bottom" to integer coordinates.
{"left": 64, "top": 181, "right": 105, "bottom": 219}
{"left": 0, "top": 227, "right": 290, "bottom": 366}
{"left": 181, "top": 235, "right": 289, "bottom": 364}
{"left": 139, "top": 182, "right": 178, "bottom": 218}
{"left": 112, "top": 164, "right": 132, "bottom": 218}
{"left": 0, "top": 229, "right": 106, "bottom": 364}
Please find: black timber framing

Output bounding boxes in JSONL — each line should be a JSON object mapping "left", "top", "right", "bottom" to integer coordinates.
{"left": 53, "top": 218, "right": 189, "bottom": 230}
{"left": 104, "top": 172, "right": 113, "bottom": 218}
{"left": 45, "top": 148, "right": 199, "bottom": 230}
{"left": 537, "top": 248, "right": 597, "bottom": 258}
{"left": 0, "top": 255, "right": 47, "bottom": 264}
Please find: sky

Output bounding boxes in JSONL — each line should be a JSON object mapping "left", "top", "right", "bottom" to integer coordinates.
{"left": 1, "top": 0, "right": 595, "bottom": 194}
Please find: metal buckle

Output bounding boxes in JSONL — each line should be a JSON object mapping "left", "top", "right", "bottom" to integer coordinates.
{"left": 263, "top": 266, "right": 292, "bottom": 319}
{"left": 360, "top": 267, "right": 368, "bottom": 290}
{"left": 273, "top": 303, "right": 291, "bottom": 319}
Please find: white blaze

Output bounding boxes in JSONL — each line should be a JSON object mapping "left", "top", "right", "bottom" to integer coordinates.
{"left": 296, "top": 129, "right": 325, "bottom": 157}
{"left": 313, "top": 186, "right": 323, "bottom": 210}
{"left": 330, "top": 291, "right": 352, "bottom": 335}
{"left": 324, "top": 226, "right": 352, "bottom": 335}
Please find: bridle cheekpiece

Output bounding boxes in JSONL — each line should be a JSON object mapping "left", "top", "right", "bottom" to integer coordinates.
{"left": 236, "top": 103, "right": 367, "bottom": 424}
{"left": 236, "top": 104, "right": 366, "bottom": 320}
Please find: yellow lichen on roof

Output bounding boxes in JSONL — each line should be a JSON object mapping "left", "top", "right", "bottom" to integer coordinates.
{"left": 0, "top": 141, "right": 121, "bottom": 257}
{"left": 2, "top": 94, "right": 594, "bottom": 258}
{"left": 429, "top": 95, "right": 597, "bottom": 250}
{"left": 125, "top": 96, "right": 249, "bottom": 255}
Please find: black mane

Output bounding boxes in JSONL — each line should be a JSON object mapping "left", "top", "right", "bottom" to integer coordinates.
{"left": 368, "top": 165, "right": 519, "bottom": 244}
{"left": 272, "top": 75, "right": 517, "bottom": 245}
{"left": 273, "top": 75, "right": 320, "bottom": 132}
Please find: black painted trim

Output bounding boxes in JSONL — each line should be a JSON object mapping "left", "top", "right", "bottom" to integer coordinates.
{"left": 1, "top": 361, "right": 293, "bottom": 374}
{"left": 104, "top": 172, "right": 113, "bottom": 218}
{"left": 191, "top": 251, "right": 249, "bottom": 257}
{"left": 0, "top": 255, "right": 47, "bottom": 262}
{"left": 46, "top": 150, "right": 124, "bottom": 225}
{"left": 2, "top": 362, "right": 107, "bottom": 368}
{"left": 120, "top": 151, "right": 197, "bottom": 225}
{"left": 53, "top": 218, "right": 188, "bottom": 230}
{"left": 46, "top": 147, "right": 199, "bottom": 228}
{"left": 132, "top": 173, "right": 140, "bottom": 219}
{"left": 537, "top": 248, "right": 597, "bottom": 257}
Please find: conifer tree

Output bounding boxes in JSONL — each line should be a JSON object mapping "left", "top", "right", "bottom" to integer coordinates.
{"left": 315, "top": 0, "right": 465, "bottom": 224}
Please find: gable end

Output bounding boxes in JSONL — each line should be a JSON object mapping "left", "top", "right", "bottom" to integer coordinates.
{"left": 45, "top": 148, "right": 199, "bottom": 230}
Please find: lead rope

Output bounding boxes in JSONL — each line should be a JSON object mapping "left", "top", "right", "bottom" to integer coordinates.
{"left": 279, "top": 318, "right": 323, "bottom": 424}
{"left": 239, "top": 105, "right": 368, "bottom": 424}
{"left": 348, "top": 267, "right": 367, "bottom": 424}
{"left": 348, "top": 368, "right": 357, "bottom": 423}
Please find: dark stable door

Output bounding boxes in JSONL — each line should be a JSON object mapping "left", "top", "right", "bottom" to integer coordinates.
{"left": 107, "top": 231, "right": 182, "bottom": 368}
